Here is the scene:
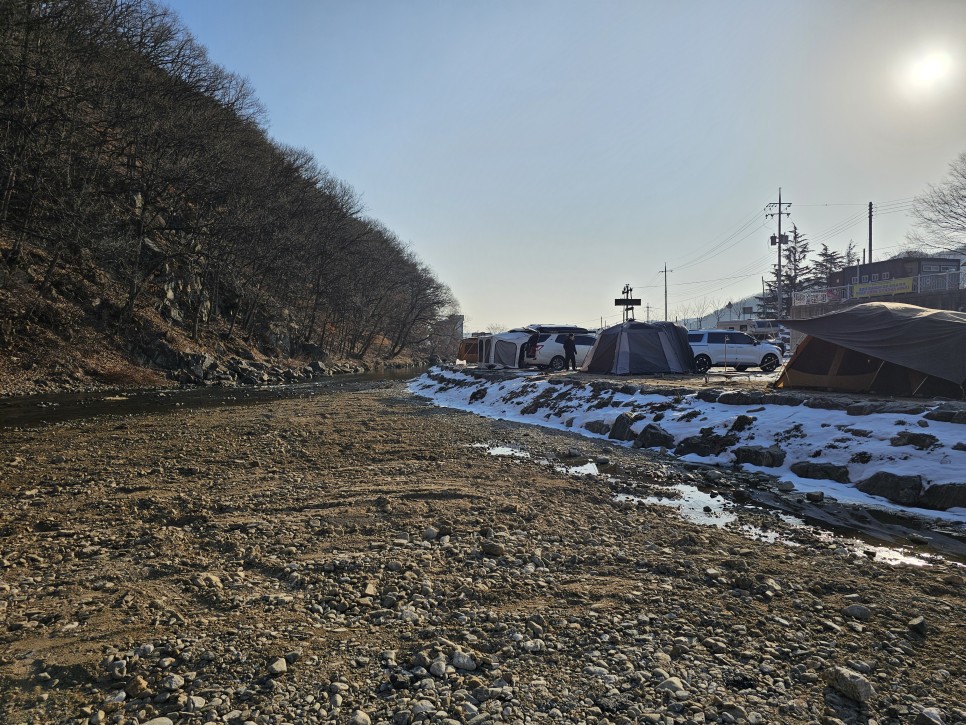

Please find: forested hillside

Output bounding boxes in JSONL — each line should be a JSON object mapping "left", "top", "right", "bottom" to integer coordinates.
{"left": 0, "top": 0, "right": 459, "bottom": 394}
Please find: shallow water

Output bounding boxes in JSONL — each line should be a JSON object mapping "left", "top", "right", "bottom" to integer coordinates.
{"left": 0, "top": 367, "right": 425, "bottom": 429}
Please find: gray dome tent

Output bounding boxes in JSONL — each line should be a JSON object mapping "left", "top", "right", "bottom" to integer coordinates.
{"left": 581, "top": 321, "right": 694, "bottom": 374}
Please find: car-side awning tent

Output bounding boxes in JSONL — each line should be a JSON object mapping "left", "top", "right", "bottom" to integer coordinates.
{"left": 581, "top": 321, "right": 694, "bottom": 375}
{"left": 775, "top": 302, "right": 966, "bottom": 397}
{"left": 478, "top": 330, "right": 532, "bottom": 368}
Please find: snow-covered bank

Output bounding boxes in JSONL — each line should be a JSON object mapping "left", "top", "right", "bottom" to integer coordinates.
{"left": 410, "top": 367, "right": 966, "bottom": 523}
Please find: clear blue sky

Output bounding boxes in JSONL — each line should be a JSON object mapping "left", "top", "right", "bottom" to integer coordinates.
{"left": 163, "top": 0, "right": 966, "bottom": 332}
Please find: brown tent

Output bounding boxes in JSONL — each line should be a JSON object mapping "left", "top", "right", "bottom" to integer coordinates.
{"left": 457, "top": 337, "right": 480, "bottom": 364}
{"left": 775, "top": 302, "right": 966, "bottom": 397}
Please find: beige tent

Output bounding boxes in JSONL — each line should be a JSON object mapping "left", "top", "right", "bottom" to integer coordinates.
{"left": 477, "top": 330, "right": 532, "bottom": 368}
{"left": 776, "top": 302, "right": 966, "bottom": 397}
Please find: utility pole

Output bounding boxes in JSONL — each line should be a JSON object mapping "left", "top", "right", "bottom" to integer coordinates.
{"left": 645, "top": 303, "right": 652, "bottom": 322}
{"left": 659, "top": 264, "right": 671, "bottom": 321}
{"left": 868, "top": 201, "right": 873, "bottom": 264}
{"left": 765, "top": 188, "right": 791, "bottom": 319}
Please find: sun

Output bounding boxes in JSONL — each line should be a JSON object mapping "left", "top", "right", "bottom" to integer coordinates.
{"left": 899, "top": 49, "right": 955, "bottom": 96}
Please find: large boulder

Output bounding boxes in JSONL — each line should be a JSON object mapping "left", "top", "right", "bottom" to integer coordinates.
{"left": 790, "top": 461, "right": 850, "bottom": 483}
{"left": 760, "top": 393, "right": 804, "bottom": 407}
{"left": 847, "top": 401, "right": 927, "bottom": 416}
{"left": 856, "top": 472, "right": 923, "bottom": 506}
{"left": 307, "top": 360, "right": 329, "bottom": 375}
{"left": 918, "top": 483, "right": 966, "bottom": 511}
{"left": 733, "top": 445, "right": 786, "bottom": 468}
{"left": 185, "top": 353, "right": 217, "bottom": 380}
{"left": 674, "top": 428, "right": 738, "bottom": 457}
{"left": 147, "top": 339, "right": 182, "bottom": 370}
{"left": 583, "top": 420, "right": 612, "bottom": 436}
{"left": 890, "top": 431, "right": 940, "bottom": 450}
{"left": 924, "top": 402, "right": 966, "bottom": 424}
{"left": 608, "top": 412, "right": 643, "bottom": 441}
{"left": 633, "top": 424, "right": 675, "bottom": 450}
{"left": 729, "top": 415, "right": 756, "bottom": 433}
{"left": 803, "top": 397, "right": 849, "bottom": 411}
{"left": 717, "top": 391, "right": 763, "bottom": 406}
{"left": 696, "top": 389, "right": 724, "bottom": 403}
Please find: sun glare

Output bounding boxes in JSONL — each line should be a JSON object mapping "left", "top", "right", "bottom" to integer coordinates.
{"left": 900, "top": 49, "right": 954, "bottom": 96}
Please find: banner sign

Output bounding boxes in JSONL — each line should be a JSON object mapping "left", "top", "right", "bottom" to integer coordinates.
{"left": 853, "top": 277, "right": 914, "bottom": 298}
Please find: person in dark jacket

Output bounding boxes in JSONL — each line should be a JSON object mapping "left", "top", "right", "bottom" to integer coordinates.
{"left": 563, "top": 333, "right": 578, "bottom": 371}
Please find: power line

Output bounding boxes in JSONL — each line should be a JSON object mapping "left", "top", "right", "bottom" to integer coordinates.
{"left": 666, "top": 259, "right": 774, "bottom": 308}
{"left": 672, "top": 207, "right": 767, "bottom": 272}
{"left": 809, "top": 209, "right": 869, "bottom": 245}
{"left": 795, "top": 196, "right": 915, "bottom": 208}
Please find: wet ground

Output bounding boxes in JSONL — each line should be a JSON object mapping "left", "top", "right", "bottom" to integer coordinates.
{"left": 4, "top": 366, "right": 965, "bottom": 565}
{"left": 4, "top": 380, "right": 965, "bottom": 724}
{"left": 477, "top": 441, "right": 966, "bottom": 566}
{"left": 0, "top": 366, "right": 424, "bottom": 429}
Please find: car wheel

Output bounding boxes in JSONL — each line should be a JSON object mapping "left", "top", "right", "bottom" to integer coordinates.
{"left": 693, "top": 354, "right": 711, "bottom": 373}
{"left": 549, "top": 355, "right": 566, "bottom": 371}
{"left": 760, "top": 353, "right": 779, "bottom": 372}
{"left": 734, "top": 365, "right": 749, "bottom": 372}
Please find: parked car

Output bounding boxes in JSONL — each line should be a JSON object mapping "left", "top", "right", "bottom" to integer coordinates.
{"left": 524, "top": 331, "right": 598, "bottom": 371}
{"left": 719, "top": 320, "right": 787, "bottom": 354}
{"left": 525, "top": 323, "right": 593, "bottom": 335}
{"left": 686, "top": 330, "right": 783, "bottom": 373}
{"left": 759, "top": 335, "right": 786, "bottom": 355}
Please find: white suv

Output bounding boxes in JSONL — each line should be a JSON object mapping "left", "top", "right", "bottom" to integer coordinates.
{"left": 686, "top": 330, "right": 782, "bottom": 373}
{"left": 525, "top": 331, "right": 597, "bottom": 371}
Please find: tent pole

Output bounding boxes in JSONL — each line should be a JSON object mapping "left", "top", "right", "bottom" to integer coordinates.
{"left": 910, "top": 372, "right": 929, "bottom": 397}
{"left": 867, "top": 360, "right": 886, "bottom": 392}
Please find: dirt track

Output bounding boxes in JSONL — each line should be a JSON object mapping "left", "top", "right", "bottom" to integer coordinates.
{"left": 1, "top": 380, "right": 965, "bottom": 724}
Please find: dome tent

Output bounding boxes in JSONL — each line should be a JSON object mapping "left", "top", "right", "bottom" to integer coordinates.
{"left": 581, "top": 321, "right": 694, "bottom": 375}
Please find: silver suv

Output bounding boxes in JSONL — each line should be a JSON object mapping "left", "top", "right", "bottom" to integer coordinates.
{"left": 525, "top": 331, "right": 597, "bottom": 371}
{"left": 686, "top": 330, "right": 782, "bottom": 373}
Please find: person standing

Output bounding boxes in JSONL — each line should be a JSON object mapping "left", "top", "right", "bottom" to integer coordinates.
{"left": 563, "top": 333, "right": 578, "bottom": 371}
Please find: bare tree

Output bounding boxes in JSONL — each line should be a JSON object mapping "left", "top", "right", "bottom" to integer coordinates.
{"left": 0, "top": 0, "right": 459, "bottom": 365}
{"left": 908, "top": 151, "right": 966, "bottom": 255}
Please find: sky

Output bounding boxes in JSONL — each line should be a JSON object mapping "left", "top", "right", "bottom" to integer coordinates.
{"left": 162, "top": 0, "right": 966, "bottom": 333}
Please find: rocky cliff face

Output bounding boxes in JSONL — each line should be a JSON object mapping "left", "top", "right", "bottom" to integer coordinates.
{"left": 0, "top": 242, "right": 421, "bottom": 397}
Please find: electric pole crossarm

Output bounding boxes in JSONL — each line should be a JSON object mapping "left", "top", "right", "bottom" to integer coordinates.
{"left": 765, "top": 188, "right": 792, "bottom": 319}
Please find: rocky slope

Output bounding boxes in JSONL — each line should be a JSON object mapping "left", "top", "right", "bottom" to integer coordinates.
{"left": 0, "top": 243, "right": 421, "bottom": 398}
{"left": 1, "top": 380, "right": 964, "bottom": 724}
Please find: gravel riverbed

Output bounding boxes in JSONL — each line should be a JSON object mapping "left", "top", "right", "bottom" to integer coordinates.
{"left": 1, "top": 380, "right": 964, "bottom": 725}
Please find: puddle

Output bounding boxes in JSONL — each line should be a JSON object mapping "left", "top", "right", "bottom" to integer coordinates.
{"left": 475, "top": 444, "right": 600, "bottom": 476}
{"left": 558, "top": 461, "right": 599, "bottom": 476}
{"left": 618, "top": 485, "right": 735, "bottom": 527}
{"left": 618, "top": 487, "right": 939, "bottom": 567}
{"left": 474, "top": 444, "right": 531, "bottom": 459}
